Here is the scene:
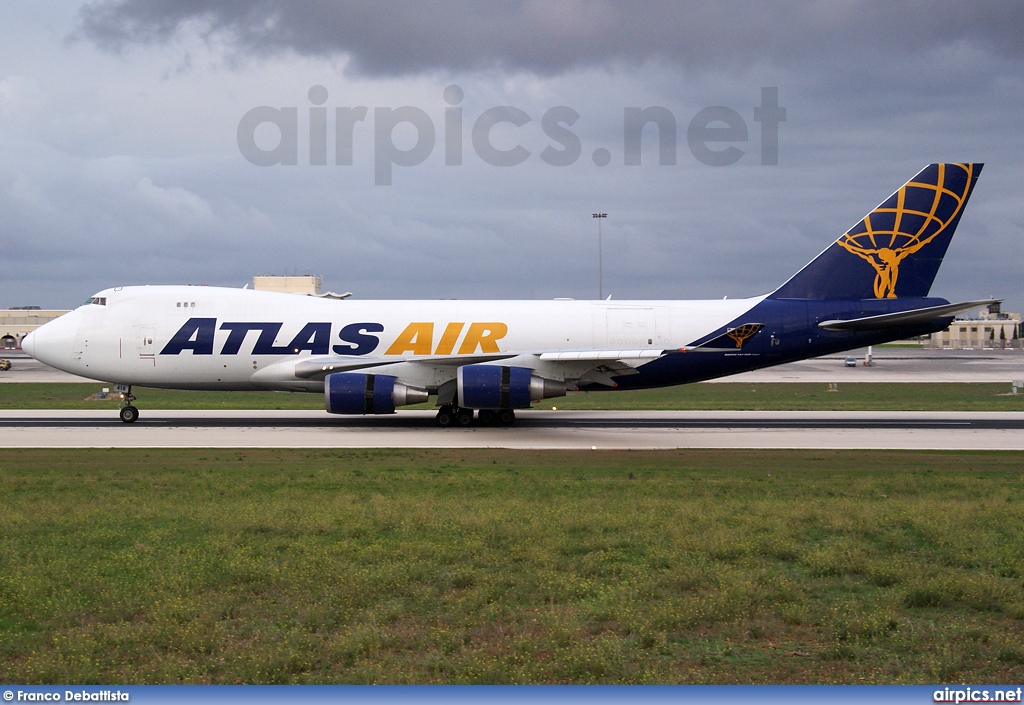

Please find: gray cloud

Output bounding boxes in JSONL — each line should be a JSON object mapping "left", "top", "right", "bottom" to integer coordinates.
{"left": 77, "top": 0, "right": 1024, "bottom": 76}
{"left": 3, "top": 2, "right": 1022, "bottom": 314}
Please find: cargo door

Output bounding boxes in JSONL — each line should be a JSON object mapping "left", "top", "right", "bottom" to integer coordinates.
{"left": 606, "top": 307, "right": 660, "bottom": 348}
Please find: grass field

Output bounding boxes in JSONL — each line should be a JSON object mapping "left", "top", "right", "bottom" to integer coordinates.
{"left": 2, "top": 382, "right": 1024, "bottom": 411}
{"left": 2, "top": 449, "right": 1023, "bottom": 684}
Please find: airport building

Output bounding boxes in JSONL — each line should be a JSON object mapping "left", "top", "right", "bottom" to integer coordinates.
{"left": 1, "top": 307, "right": 70, "bottom": 350}
{"left": 928, "top": 313, "right": 1021, "bottom": 349}
{"left": 252, "top": 274, "right": 322, "bottom": 295}
{"left": 913, "top": 303, "right": 1022, "bottom": 349}
{"left": 252, "top": 274, "right": 351, "bottom": 299}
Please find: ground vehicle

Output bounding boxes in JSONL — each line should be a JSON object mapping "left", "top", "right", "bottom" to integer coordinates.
{"left": 0, "top": 359, "right": 11, "bottom": 371}
{"left": 844, "top": 357, "right": 858, "bottom": 367}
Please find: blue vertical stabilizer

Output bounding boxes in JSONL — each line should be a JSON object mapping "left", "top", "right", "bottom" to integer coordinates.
{"left": 771, "top": 163, "right": 983, "bottom": 300}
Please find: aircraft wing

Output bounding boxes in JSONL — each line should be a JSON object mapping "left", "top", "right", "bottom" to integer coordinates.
{"left": 291, "top": 352, "right": 519, "bottom": 379}
{"left": 538, "top": 349, "right": 681, "bottom": 387}
{"left": 537, "top": 349, "right": 672, "bottom": 361}
{"left": 257, "top": 348, "right": 679, "bottom": 390}
{"left": 817, "top": 299, "right": 999, "bottom": 331}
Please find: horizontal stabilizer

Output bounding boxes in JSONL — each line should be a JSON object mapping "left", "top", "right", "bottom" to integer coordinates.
{"left": 818, "top": 299, "right": 999, "bottom": 331}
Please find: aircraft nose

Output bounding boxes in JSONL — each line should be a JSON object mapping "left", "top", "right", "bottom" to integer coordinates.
{"left": 21, "top": 330, "right": 36, "bottom": 357}
{"left": 23, "top": 314, "right": 79, "bottom": 369}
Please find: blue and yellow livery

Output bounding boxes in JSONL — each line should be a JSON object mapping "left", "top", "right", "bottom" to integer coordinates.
{"left": 22, "top": 164, "right": 995, "bottom": 426}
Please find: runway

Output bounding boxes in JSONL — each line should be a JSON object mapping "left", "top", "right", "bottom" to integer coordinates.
{"left": 4, "top": 348, "right": 1023, "bottom": 450}
{"left": 4, "top": 409, "right": 1024, "bottom": 450}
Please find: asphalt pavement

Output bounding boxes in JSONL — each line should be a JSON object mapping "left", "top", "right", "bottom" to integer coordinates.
{"left": 3, "top": 409, "right": 1023, "bottom": 450}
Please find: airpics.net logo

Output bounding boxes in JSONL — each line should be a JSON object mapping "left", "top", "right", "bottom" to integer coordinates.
{"left": 236, "top": 85, "right": 786, "bottom": 185}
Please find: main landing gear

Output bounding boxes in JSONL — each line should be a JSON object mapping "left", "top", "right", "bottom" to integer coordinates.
{"left": 434, "top": 405, "right": 516, "bottom": 428}
{"left": 118, "top": 386, "right": 139, "bottom": 424}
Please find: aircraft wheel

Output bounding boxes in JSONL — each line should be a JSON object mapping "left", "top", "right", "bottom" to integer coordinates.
{"left": 455, "top": 408, "right": 474, "bottom": 427}
{"left": 498, "top": 409, "right": 515, "bottom": 426}
{"left": 119, "top": 405, "right": 139, "bottom": 424}
{"left": 477, "top": 409, "right": 496, "bottom": 425}
{"left": 435, "top": 406, "right": 455, "bottom": 428}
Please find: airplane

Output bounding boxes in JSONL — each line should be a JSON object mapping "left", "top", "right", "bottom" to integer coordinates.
{"left": 23, "top": 163, "right": 994, "bottom": 427}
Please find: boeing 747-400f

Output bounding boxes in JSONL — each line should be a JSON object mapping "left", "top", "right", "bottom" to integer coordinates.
{"left": 23, "top": 163, "right": 993, "bottom": 426}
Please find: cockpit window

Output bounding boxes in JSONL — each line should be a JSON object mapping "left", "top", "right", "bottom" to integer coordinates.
{"left": 85, "top": 297, "right": 107, "bottom": 306}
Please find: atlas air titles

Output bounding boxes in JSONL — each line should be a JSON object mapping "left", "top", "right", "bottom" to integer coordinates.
{"left": 160, "top": 319, "right": 509, "bottom": 357}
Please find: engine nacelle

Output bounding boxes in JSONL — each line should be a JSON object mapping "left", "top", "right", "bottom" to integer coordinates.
{"left": 324, "top": 373, "right": 429, "bottom": 415}
{"left": 457, "top": 365, "right": 566, "bottom": 409}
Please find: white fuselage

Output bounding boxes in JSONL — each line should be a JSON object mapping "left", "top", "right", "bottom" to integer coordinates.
{"left": 24, "top": 285, "right": 764, "bottom": 392}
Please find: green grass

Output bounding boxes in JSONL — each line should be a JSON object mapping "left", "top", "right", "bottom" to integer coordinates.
{"left": 2, "top": 449, "right": 1023, "bottom": 683}
{"left": 2, "top": 382, "right": 1024, "bottom": 411}
{"left": 0, "top": 384, "right": 331, "bottom": 410}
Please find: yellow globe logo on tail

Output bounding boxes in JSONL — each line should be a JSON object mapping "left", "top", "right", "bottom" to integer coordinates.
{"left": 837, "top": 163, "right": 975, "bottom": 299}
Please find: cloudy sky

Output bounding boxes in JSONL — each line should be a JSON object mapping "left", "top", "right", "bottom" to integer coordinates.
{"left": 3, "top": 1, "right": 1023, "bottom": 311}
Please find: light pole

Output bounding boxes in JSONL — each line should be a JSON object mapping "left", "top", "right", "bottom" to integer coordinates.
{"left": 592, "top": 212, "right": 607, "bottom": 299}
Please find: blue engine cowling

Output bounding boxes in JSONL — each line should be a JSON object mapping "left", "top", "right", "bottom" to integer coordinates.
{"left": 324, "top": 373, "right": 428, "bottom": 414}
{"left": 457, "top": 365, "right": 566, "bottom": 409}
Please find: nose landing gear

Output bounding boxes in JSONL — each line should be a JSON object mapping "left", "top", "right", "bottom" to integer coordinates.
{"left": 118, "top": 386, "right": 139, "bottom": 423}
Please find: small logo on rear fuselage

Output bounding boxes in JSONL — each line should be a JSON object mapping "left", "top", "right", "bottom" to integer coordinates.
{"left": 725, "top": 323, "right": 763, "bottom": 348}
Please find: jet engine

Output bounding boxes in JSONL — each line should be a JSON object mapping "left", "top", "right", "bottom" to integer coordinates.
{"left": 324, "top": 372, "right": 429, "bottom": 414}
{"left": 457, "top": 365, "right": 566, "bottom": 409}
